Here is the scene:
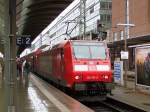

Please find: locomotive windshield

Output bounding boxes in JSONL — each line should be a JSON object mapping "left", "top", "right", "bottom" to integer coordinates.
{"left": 72, "top": 42, "right": 107, "bottom": 59}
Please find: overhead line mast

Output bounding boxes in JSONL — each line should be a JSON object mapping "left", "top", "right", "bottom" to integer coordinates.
{"left": 79, "top": 0, "right": 86, "bottom": 40}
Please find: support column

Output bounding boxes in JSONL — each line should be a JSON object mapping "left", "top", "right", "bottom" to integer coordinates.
{"left": 79, "top": 0, "right": 86, "bottom": 40}
{"left": 4, "top": 0, "right": 17, "bottom": 112}
{"left": 124, "top": 0, "right": 129, "bottom": 88}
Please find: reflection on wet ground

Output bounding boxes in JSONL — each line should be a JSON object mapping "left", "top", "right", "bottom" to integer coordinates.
{"left": 0, "top": 66, "right": 93, "bottom": 112}
{"left": 0, "top": 71, "right": 60, "bottom": 112}
{"left": 30, "top": 74, "right": 94, "bottom": 112}
{"left": 16, "top": 75, "right": 61, "bottom": 112}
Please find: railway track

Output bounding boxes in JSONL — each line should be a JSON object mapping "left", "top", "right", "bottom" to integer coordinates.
{"left": 82, "top": 97, "right": 146, "bottom": 112}
{"left": 33, "top": 73, "right": 146, "bottom": 112}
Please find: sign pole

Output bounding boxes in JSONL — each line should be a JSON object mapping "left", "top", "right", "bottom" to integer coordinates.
{"left": 124, "top": 0, "right": 129, "bottom": 88}
{"left": 117, "top": 0, "right": 135, "bottom": 88}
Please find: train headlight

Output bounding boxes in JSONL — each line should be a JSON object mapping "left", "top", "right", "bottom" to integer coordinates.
{"left": 75, "top": 76, "right": 80, "bottom": 80}
{"left": 102, "top": 75, "right": 109, "bottom": 79}
{"left": 75, "top": 75, "right": 82, "bottom": 80}
{"left": 96, "top": 65, "right": 110, "bottom": 71}
{"left": 74, "top": 65, "right": 88, "bottom": 71}
{"left": 104, "top": 75, "right": 109, "bottom": 79}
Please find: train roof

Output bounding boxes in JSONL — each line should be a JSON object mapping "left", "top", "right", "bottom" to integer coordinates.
{"left": 25, "top": 40, "right": 107, "bottom": 56}
{"left": 52, "top": 40, "right": 106, "bottom": 49}
{"left": 52, "top": 40, "right": 69, "bottom": 49}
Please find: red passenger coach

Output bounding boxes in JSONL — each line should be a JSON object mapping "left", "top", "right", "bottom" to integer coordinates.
{"left": 33, "top": 40, "right": 112, "bottom": 98}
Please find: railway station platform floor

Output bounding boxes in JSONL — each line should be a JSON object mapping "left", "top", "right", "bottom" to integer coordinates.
{"left": 0, "top": 71, "right": 93, "bottom": 112}
{"left": 108, "top": 80, "right": 150, "bottom": 112}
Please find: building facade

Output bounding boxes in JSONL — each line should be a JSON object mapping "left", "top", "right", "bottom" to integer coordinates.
{"left": 20, "top": 0, "right": 112, "bottom": 57}
{"left": 111, "top": 0, "right": 150, "bottom": 41}
{"left": 110, "top": 0, "right": 150, "bottom": 70}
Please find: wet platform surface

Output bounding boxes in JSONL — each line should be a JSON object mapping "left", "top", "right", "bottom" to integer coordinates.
{"left": 108, "top": 81, "right": 150, "bottom": 112}
{"left": 0, "top": 65, "right": 93, "bottom": 112}
{"left": 30, "top": 73, "right": 94, "bottom": 112}
{"left": 17, "top": 76, "right": 61, "bottom": 112}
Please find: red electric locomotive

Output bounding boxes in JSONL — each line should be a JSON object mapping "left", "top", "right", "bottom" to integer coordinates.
{"left": 33, "top": 40, "right": 112, "bottom": 99}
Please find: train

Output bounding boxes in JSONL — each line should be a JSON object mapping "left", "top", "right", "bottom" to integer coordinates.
{"left": 21, "top": 40, "right": 112, "bottom": 100}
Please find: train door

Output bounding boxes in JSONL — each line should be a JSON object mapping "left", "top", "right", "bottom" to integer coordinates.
{"left": 32, "top": 56, "right": 35, "bottom": 71}
{"left": 34, "top": 55, "right": 38, "bottom": 72}
{"left": 60, "top": 48, "right": 65, "bottom": 78}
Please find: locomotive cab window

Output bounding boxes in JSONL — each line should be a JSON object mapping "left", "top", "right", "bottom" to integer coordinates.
{"left": 90, "top": 46, "right": 106, "bottom": 59}
{"left": 72, "top": 42, "right": 107, "bottom": 59}
{"left": 73, "top": 45, "right": 90, "bottom": 59}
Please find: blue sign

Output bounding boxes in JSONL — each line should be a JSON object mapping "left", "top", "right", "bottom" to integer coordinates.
{"left": 16, "top": 35, "right": 31, "bottom": 47}
{"left": 114, "top": 61, "right": 123, "bottom": 85}
{"left": 114, "top": 62, "right": 121, "bottom": 80}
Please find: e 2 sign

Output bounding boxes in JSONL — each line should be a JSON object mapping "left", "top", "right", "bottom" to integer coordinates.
{"left": 16, "top": 35, "right": 31, "bottom": 47}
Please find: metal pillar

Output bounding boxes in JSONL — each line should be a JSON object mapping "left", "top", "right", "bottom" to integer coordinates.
{"left": 83, "top": 0, "right": 86, "bottom": 40}
{"left": 9, "top": 0, "right": 17, "bottom": 87}
{"left": 4, "top": 0, "right": 17, "bottom": 112}
{"left": 79, "top": 0, "right": 86, "bottom": 40}
{"left": 117, "top": 0, "right": 135, "bottom": 88}
{"left": 124, "top": 0, "right": 129, "bottom": 88}
{"left": 4, "top": 0, "right": 10, "bottom": 111}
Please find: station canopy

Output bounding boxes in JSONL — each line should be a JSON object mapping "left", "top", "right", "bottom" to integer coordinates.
{"left": 108, "top": 35, "right": 150, "bottom": 48}
{"left": 16, "top": 0, "right": 73, "bottom": 54}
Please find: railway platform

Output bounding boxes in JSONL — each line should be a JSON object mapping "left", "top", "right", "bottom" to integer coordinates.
{"left": 0, "top": 68, "right": 93, "bottom": 112}
{"left": 108, "top": 80, "right": 150, "bottom": 112}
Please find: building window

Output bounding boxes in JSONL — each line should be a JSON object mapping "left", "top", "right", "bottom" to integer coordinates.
{"left": 100, "top": 14, "right": 112, "bottom": 22}
{"left": 89, "top": 5, "right": 94, "bottom": 14}
{"left": 120, "top": 31, "right": 124, "bottom": 40}
{"left": 113, "top": 32, "right": 117, "bottom": 41}
{"left": 50, "top": 32, "right": 56, "bottom": 38}
{"left": 100, "top": 2, "right": 112, "bottom": 10}
{"left": 108, "top": 2, "right": 112, "bottom": 9}
{"left": 101, "top": 14, "right": 105, "bottom": 21}
{"left": 107, "top": 15, "right": 111, "bottom": 21}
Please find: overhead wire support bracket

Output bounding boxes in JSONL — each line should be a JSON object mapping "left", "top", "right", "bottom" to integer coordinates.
{"left": 65, "top": 19, "right": 78, "bottom": 39}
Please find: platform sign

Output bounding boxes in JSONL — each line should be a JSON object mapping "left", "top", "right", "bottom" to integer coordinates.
{"left": 121, "top": 51, "right": 128, "bottom": 60}
{"left": 135, "top": 46, "right": 150, "bottom": 87}
{"left": 16, "top": 35, "right": 31, "bottom": 47}
{"left": 114, "top": 61, "right": 124, "bottom": 85}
